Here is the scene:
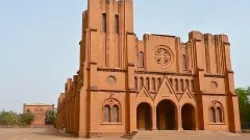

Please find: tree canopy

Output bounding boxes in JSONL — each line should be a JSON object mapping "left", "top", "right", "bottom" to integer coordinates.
{"left": 236, "top": 87, "right": 250, "bottom": 129}
{"left": 0, "top": 110, "right": 34, "bottom": 126}
{"left": 19, "top": 112, "right": 34, "bottom": 125}
{"left": 0, "top": 110, "right": 18, "bottom": 125}
{"left": 45, "top": 109, "right": 56, "bottom": 125}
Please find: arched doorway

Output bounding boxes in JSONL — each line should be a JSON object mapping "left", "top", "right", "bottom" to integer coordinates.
{"left": 181, "top": 104, "right": 196, "bottom": 130}
{"left": 137, "top": 103, "right": 152, "bottom": 130}
{"left": 156, "top": 100, "right": 177, "bottom": 130}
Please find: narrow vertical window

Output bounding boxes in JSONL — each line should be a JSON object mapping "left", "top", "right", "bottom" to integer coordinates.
{"left": 182, "top": 55, "right": 187, "bottom": 70}
{"left": 146, "top": 77, "right": 150, "bottom": 91}
{"left": 104, "top": 105, "right": 110, "bottom": 122}
{"left": 180, "top": 79, "right": 184, "bottom": 92}
{"left": 134, "top": 77, "right": 138, "bottom": 90}
{"left": 216, "top": 107, "right": 223, "bottom": 123}
{"left": 140, "top": 77, "right": 144, "bottom": 89}
{"left": 158, "top": 78, "right": 161, "bottom": 89}
{"left": 185, "top": 79, "right": 189, "bottom": 90}
{"left": 115, "top": 14, "right": 119, "bottom": 34}
{"left": 209, "top": 107, "right": 216, "bottom": 123}
{"left": 111, "top": 105, "right": 119, "bottom": 122}
{"left": 152, "top": 78, "right": 156, "bottom": 91}
{"left": 204, "top": 36, "right": 210, "bottom": 73}
{"left": 191, "top": 80, "right": 194, "bottom": 92}
{"left": 102, "top": 13, "right": 106, "bottom": 33}
{"left": 175, "top": 79, "right": 178, "bottom": 92}
{"left": 139, "top": 51, "right": 144, "bottom": 68}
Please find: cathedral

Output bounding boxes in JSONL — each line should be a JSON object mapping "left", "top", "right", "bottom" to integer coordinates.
{"left": 56, "top": 0, "right": 241, "bottom": 138}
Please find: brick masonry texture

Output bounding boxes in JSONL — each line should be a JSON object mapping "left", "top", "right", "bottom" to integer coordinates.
{"left": 56, "top": 0, "right": 241, "bottom": 138}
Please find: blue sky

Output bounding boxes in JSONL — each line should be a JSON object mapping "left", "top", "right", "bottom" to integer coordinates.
{"left": 0, "top": 0, "right": 249, "bottom": 113}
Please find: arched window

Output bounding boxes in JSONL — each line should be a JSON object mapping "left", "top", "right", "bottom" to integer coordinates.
{"left": 115, "top": 14, "right": 119, "bottom": 34}
{"left": 209, "top": 107, "right": 216, "bottom": 123}
{"left": 152, "top": 78, "right": 156, "bottom": 91}
{"left": 157, "top": 78, "right": 161, "bottom": 89}
{"left": 111, "top": 105, "right": 119, "bottom": 122}
{"left": 139, "top": 51, "right": 144, "bottom": 68}
{"left": 104, "top": 105, "right": 110, "bottom": 122}
{"left": 146, "top": 77, "right": 150, "bottom": 90}
{"left": 210, "top": 101, "right": 224, "bottom": 123}
{"left": 216, "top": 107, "right": 223, "bottom": 123}
{"left": 185, "top": 79, "right": 189, "bottom": 90}
{"left": 175, "top": 79, "right": 178, "bottom": 91}
{"left": 102, "top": 13, "right": 107, "bottom": 33}
{"left": 182, "top": 55, "right": 187, "bottom": 70}
{"left": 134, "top": 77, "right": 138, "bottom": 90}
{"left": 180, "top": 79, "right": 184, "bottom": 92}
{"left": 140, "top": 77, "right": 144, "bottom": 89}
{"left": 103, "top": 98, "right": 121, "bottom": 123}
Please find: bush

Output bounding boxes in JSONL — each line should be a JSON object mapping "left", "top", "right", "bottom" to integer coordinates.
{"left": 45, "top": 109, "right": 56, "bottom": 125}
{"left": 0, "top": 110, "right": 34, "bottom": 126}
{"left": 0, "top": 110, "right": 18, "bottom": 125}
{"left": 19, "top": 112, "right": 34, "bottom": 125}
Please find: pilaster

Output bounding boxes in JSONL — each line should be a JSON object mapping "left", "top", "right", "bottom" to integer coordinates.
{"left": 189, "top": 31, "right": 205, "bottom": 130}
{"left": 127, "top": 63, "right": 134, "bottom": 133}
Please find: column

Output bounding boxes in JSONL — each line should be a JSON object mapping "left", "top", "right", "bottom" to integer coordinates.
{"left": 152, "top": 105, "right": 157, "bottom": 130}
{"left": 178, "top": 105, "right": 183, "bottom": 131}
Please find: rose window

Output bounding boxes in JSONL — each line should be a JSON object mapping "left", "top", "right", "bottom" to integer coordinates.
{"left": 154, "top": 48, "right": 172, "bottom": 67}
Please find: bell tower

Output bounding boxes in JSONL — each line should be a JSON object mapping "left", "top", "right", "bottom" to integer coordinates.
{"left": 80, "top": 0, "right": 134, "bottom": 69}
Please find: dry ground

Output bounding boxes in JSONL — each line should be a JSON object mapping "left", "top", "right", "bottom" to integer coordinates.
{"left": 0, "top": 128, "right": 250, "bottom": 140}
{"left": 0, "top": 128, "right": 124, "bottom": 140}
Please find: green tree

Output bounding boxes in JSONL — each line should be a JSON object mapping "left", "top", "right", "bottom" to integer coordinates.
{"left": 19, "top": 112, "right": 34, "bottom": 125}
{"left": 0, "top": 110, "right": 18, "bottom": 125}
{"left": 236, "top": 87, "right": 250, "bottom": 128}
{"left": 45, "top": 109, "right": 56, "bottom": 125}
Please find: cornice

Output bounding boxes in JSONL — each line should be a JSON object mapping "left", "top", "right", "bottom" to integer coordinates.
{"left": 89, "top": 62, "right": 97, "bottom": 65}
{"left": 202, "top": 92, "right": 238, "bottom": 97}
{"left": 97, "top": 68, "right": 126, "bottom": 73}
{"left": 87, "top": 89, "right": 126, "bottom": 93}
{"left": 151, "top": 34, "right": 176, "bottom": 38}
{"left": 90, "top": 28, "right": 97, "bottom": 32}
{"left": 126, "top": 31, "right": 136, "bottom": 36}
{"left": 135, "top": 71, "right": 194, "bottom": 76}
{"left": 128, "top": 63, "right": 135, "bottom": 67}
{"left": 204, "top": 74, "right": 225, "bottom": 78}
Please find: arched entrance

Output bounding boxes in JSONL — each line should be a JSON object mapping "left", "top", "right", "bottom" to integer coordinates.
{"left": 137, "top": 103, "right": 152, "bottom": 130}
{"left": 156, "top": 100, "right": 177, "bottom": 130}
{"left": 181, "top": 104, "right": 196, "bottom": 130}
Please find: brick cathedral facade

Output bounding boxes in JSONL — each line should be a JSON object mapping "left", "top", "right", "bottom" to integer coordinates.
{"left": 56, "top": 0, "right": 241, "bottom": 138}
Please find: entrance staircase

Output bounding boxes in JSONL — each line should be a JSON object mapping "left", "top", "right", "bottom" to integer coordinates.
{"left": 121, "top": 131, "right": 138, "bottom": 139}
{"left": 127, "top": 130, "right": 241, "bottom": 140}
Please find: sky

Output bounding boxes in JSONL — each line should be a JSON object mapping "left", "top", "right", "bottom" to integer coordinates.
{"left": 0, "top": 0, "right": 249, "bottom": 113}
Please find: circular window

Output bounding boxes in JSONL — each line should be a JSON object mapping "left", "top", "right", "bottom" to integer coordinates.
{"left": 211, "top": 81, "right": 218, "bottom": 89}
{"left": 154, "top": 46, "right": 173, "bottom": 69}
{"left": 107, "top": 76, "right": 116, "bottom": 84}
{"left": 109, "top": 99, "right": 113, "bottom": 104}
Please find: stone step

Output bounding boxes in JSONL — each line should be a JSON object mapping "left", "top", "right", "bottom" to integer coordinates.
{"left": 121, "top": 131, "right": 138, "bottom": 139}
{"left": 132, "top": 130, "right": 240, "bottom": 140}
